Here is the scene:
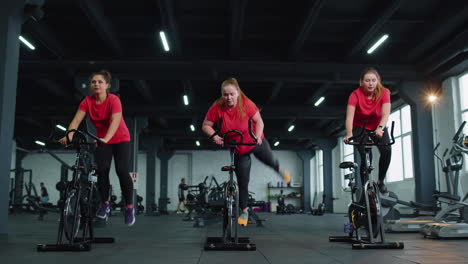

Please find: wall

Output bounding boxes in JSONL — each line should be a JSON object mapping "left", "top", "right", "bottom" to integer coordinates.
{"left": 19, "top": 149, "right": 302, "bottom": 212}
{"left": 432, "top": 76, "right": 468, "bottom": 195}
{"left": 332, "top": 139, "right": 348, "bottom": 213}
{"left": 21, "top": 152, "right": 149, "bottom": 205}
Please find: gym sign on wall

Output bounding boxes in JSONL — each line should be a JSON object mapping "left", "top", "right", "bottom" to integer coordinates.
{"left": 130, "top": 172, "right": 138, "bottom": 190}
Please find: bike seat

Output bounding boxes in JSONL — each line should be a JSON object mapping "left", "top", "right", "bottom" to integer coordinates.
{"left": 339, "top": 162, "right": 358, "bottom": 169}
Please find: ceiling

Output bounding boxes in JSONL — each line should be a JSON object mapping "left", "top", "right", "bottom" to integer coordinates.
{"left": 15, "top": 0, "right": 468, "bottom": 151}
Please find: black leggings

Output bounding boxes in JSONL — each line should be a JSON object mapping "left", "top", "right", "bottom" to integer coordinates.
{"left": 234, "top": 140, "right": 280, "bottom": 210}
{"left": 95, "top": 141, "right": 133, "bottom": 206}
{"left": 352, "top": 126, "right": 392, "bottom": 185}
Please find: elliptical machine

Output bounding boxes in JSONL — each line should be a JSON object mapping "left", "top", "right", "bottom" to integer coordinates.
{"left": 329, "top": 121, "right": 404, "bottom": 249}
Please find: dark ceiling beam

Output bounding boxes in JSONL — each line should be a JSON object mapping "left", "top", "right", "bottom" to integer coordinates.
{"left": 229, "top": 0, "right": 248, "bottom": 58}
{"left": 17, "top": 116, "right": 44, "bottom": 129}
{"left": 145, "top": 127, "right": 327, "bottom": 140}
{"left": 324, "top": 120, "right": 344, "bottom": 136}
{"left": 305, "top": 82, "right": 332, "bottom": 105}
{"left": 19, "top": 60, "right": 420, "bottom": 82}
{"left": 155, "top": 142, "right": 315, "bottom": 151}
{"left": 158, "top": 0, "right": 181, "bottom": 56}
{"left": 347, "top": 0, "right": 402, "bottom": 58}
{"left": 22, "top": 21, "right": 70, "bottom": 59}
{"left": 36, "top": 79, "right": 82, "bottom": 102}
{"left": 265, "top": 81, "right": 284, "bottom": 105}
{"left": 288, "top": 0, "right": 325, "bottom": 59}
{"left": 420, "top": 27, "right": 468, "bottom": 78}
{"left": 134, "top": 80, "right": 155, "bottom": 104}
{"left": 77, "top": 0, "right": 125, "bottom": 57}
{"left": 18, "top": 105, "right": 345, "bottom": 120}
{"left": 405, "top": 4, "right": 468, "bottom": 63}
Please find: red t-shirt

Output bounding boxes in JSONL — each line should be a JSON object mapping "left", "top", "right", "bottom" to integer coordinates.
{"left": 347, "top": 87, "right": 391, "bottom": 130}
{"left": 78, "top": 93, "right": 130, "bottom": 144}
{"left": 205, "top": 99, "right": 263, "bottom": 155}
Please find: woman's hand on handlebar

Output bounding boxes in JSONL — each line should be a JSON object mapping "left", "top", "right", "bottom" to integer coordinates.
{"left": 99, "top": 138, "right": 109, "bottom": 144}
{"left": 375, "top": 127, "right": 384, "bottom": 138}
{"left": 212, "top": 135, "right": 224, "bottom": 146}
{"left": 58, "top": 136, "right": 71, "bottom": 146}
{"left": 344, "top": 133, "right": 353, "bottom": 144}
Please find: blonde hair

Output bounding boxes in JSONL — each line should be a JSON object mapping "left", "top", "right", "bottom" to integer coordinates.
{"left": 360, "top": 67, "right": 387, "bottom": 102}
{"left": 214, "top": 78, "right": 254, "bottom": 120}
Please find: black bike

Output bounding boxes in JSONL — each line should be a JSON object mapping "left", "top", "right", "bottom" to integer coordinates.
{"left": 204, "top": 119, "right": 257, "bottom": 251}
{"left": 37, "top": 129, "right": 114, "bottom": 251}
{"left": 329, "top": 121, "right": 404, "bottom": 249}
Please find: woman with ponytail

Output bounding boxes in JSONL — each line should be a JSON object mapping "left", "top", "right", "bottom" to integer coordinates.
{"left": 202, "top": 78, "right": 290, "bottom": 226}
{"left": 344, "top": 67, "right": 391, "bottom": 193}
{"left": 59, "top": 70, "right": 135, "bottom": 226}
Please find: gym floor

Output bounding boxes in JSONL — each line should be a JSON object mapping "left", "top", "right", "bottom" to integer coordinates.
{"left": 2, "top": 213, "right": 468, "bottom": 264}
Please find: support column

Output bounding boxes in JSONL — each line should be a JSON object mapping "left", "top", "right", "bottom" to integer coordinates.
{"left": 0, "top": 1, "right": 25, "bottom": 239}
{"left": 157, "top": 148, "right": 174, "bottom": 214}
{"left": 124, "top": 116, "right": 148, "bottom": 210}
{"left": 143, "top": 137, "right": 161, "bottom": 216}
{"left": 297, "top": 150, "right": 315, "bottom": 212}
{"left": 398, "top": 81, "right": 436, "bottom": 205}
{"left": 316, "top": 138, "right": 337, "bottom": 213}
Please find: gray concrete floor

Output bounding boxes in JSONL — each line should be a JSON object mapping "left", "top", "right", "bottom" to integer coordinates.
{"left": 2, "top": 212, "right": 468, "bottom": 264}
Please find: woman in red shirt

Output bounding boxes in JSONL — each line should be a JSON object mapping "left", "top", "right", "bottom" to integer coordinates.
{"left": 202, "top": 78, "right": 290, "bottom": 226}
{"left": 344, "top": 67, "right": 391, "bottom": 193}
{"left": 59, "top": 70, "right": 135, "bottom": 226}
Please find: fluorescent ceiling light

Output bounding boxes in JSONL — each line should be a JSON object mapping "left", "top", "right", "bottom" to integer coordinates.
{"left": 367, "top": 34, "right": 389, "bottom": 54}
{"left": 183, "top": 95, "right": 189, "bottom": 105}
{"left": 190, "top": 124, "right": 195, "bottom": 131}
{"left": 35, "top": 140, "right": 45, "bottom": 146}
{"left": 314, "top": 96, "right": 325, "bottom": 107}
{"left": 288, "top": 125, "right": 295, "bottom": 132}
{"left": 274, "top": 141, "right": 280, "bottom": 147}
{"left": 195, "top": 140, "right": 200, "bottom": 147}
{"left": 56, "top": 124, "right": 67, "bottom": 131}
{"left": 159, "top": 31, "right": 170, "bottom": 52}
{"left": 19, "top": 36, "right": 35, "bottom": 50}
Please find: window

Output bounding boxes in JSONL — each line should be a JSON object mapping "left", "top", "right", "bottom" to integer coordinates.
{"left": 456, "top": 72, "right": 468, "bottom": 170}
{"left": 387, "top": 105, "right": 414, "bottom": 182}
{"left": 341, "top": 139, "right": 355, "bottom": 188}
{"left": 316, "top": 149, "right": 323, "bottom": 192}
{"left": 458, "top": 73, "right": 468, "bottom": 134}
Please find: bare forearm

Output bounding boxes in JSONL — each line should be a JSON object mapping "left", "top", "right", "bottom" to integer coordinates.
{"left": 346, "top": 118, "right": 353, "bottom": 135}
{"left": 379, "top": 103, "right": 391, "bottom": 127}
{"left": 202, "top": 124, "right": 216, "bottom": 137}
{"left": 104, "top": 118, "right": 120, "bottom": 141}
{"left": 255, "top": 120, "right": 264, "bottom": 139}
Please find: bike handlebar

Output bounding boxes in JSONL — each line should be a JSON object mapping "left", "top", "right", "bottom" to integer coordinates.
{"left": 347, "top": 121, "right": 395, "bottom": 146}
{"left": 65, "top": 129, "right": 103, "bottom": 146}
{"left": 453, "top": 121, "right": 466, "bottom": 143}
{"left": 210, "top": 118, "right": 258, "bottom": 146}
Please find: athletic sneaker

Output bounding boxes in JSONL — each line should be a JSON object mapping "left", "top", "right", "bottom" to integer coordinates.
{"left": 96, "top": 203, "right": 110, "bottom": 219}
{"left": 125, "top": 207, "right": 136, "bottom": 226}
{"left": 238, "top": 211, "right": 249, "bottom": 226}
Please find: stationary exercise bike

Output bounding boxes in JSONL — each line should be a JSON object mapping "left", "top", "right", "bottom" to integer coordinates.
{"left": 329, "top": 121, "right": 404, "bottom": 249}
{"left": 37, "top": 129, "right": 114, "bottom": 251}
{"left": 204, "top": 119, "right": 257, "bottom": 251}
